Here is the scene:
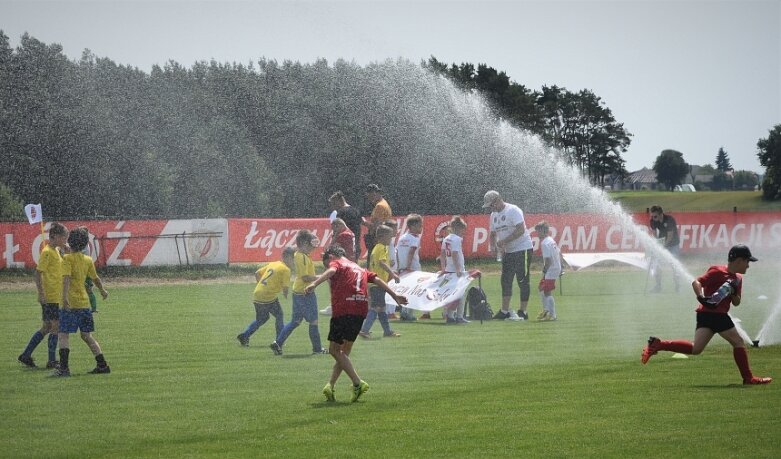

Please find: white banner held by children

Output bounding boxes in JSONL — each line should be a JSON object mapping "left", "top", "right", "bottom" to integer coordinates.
{"left": 384, "top": 270, "right": 477, "bottom": 312}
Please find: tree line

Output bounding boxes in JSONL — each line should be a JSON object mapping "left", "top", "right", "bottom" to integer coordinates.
{"left": 3, "top": 32, "right": 776, "bottom": 221}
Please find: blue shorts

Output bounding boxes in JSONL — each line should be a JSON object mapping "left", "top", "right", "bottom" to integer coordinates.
{"left": 369, "top": 286, "right": 386, "bottom": 309}
{"left": 59, "top": 308, "right": 95, "bottom": 333}
{"left": 291, "top": 293, "right": 318, "bottom": 323}
{"left": 41, "top": 303, "right": 60, "bottom": 322}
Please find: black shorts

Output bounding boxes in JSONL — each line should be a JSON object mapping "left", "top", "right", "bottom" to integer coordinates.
{"left": 328, "top": 315, "right": 365, "bottom": 344}
{"left": 41, "top": 303, "right": 60, "bottom": 322}
{"left": 696, "top": 312, "right": 735, "bottom": 333}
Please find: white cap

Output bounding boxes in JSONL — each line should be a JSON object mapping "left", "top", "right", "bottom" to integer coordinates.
{"left": 482, "top": 190, "right": 500, "bottom": 208}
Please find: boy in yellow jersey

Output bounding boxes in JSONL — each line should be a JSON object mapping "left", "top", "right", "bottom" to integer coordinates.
{"left": 19, "top": 222, "right": 69, "bottom": 369}
{"left": 270, "top": 230, "right": 328, "bottom": 355}
{"left": 359, "top": 225, "right": 401, "bottom": 338}
{"left": 55, "top": 227, "right": 109, "bottom": 377}
{"left": 237, "top": 247, "right": 295, "bottom": 347}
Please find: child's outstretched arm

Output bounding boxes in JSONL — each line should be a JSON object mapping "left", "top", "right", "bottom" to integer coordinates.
{"left": 370, "top": 276, "right": 408, "bottom": 306}
{"left": 304, "top": 267, "right": 336, "bottom": 295}
{"left": 379, "top": 260, "right": 399, "bottom": 282}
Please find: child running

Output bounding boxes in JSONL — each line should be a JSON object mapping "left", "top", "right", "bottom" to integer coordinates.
{"left": 306, "top": 245, "right": 408, "bottom": 402}
{"left": 55, "top": 227, "right": 110, "bottom": 376}
{"left": 18, "top": 222, "right": 68, "bottom": 369}
{"left": 270, "top": 230, "right": 328, "bottom": 355}
{"left": 641, "top": 244, "right": 771, "bottom": 385}
{"left": 237, "top": 247, "right": 295, "bottom": 347}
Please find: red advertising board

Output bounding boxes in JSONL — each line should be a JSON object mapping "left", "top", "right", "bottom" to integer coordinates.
{"left": 227, "top": 212, "right": 781, "bottom": 263}
{"left": 2, "top": 212, "right": 780, "bottom": 268}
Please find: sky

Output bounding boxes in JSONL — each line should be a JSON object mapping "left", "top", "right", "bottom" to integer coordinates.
{"left": 1, "top": 0, "right": 779, "bottom": 173}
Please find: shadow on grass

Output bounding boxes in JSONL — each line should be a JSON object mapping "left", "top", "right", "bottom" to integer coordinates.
{"left": 309, "top": 401, "right": 360, "bottom": 409}
{"left": 692, "top": 383, "right": 753, "bottom": 389}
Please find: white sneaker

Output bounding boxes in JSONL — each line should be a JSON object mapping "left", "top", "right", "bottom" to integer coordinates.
{"left": 319, "top": 305, "right": 332, "bottom": 316}
{"left": 508, "top": 310, "right": 524, "bottom": 321}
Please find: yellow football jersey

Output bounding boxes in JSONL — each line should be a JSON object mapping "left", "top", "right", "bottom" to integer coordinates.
{"left": 63, "top": 252, "right": 98, "bottom": 309}
{"left": 253, "top": 261, "right": 292, "bottom": 303}
{"left": 292, "top": 251, "right": 315, "bottom": 294}
{"left": 369, "top": 243, "right": 391, "bottom": 282}
{"left": 37, "top": 244, "right": 64, "bottom": 304}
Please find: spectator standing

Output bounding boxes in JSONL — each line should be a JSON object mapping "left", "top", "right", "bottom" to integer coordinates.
{"left": 361, "top": 184, "right": 392, "bottom": 268}
{"left": 649, "top": 205, "right": 681, "bottom": 292}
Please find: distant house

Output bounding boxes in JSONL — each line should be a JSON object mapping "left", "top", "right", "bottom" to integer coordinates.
{"left": 686, "top": 165, "right": 714, "bottom": 189}
{"left": 625, "top": 167, "right": 659, "bottom": 190}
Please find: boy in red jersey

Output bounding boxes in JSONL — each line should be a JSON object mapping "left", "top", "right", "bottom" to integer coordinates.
{"left": 305, "top": 245, "right": 408, "bottom": 402}
{"left": 641, "top": 244, "right": 771, "bottom": 385}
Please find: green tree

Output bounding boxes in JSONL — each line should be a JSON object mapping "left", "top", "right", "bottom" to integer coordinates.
{"left": 757, "top": 124, "right": 781, "bottom": 200}
{"left": 711, "top": 147, "right": 734, "bottom": 190}
{"left": 653, "top": 149, "right": 689, "bottom": 190}
{"left": 733, "top": 170, "right": 759, "bottom": 190}
{"left": 711, "top": 171, "right": 732, "bottom": 191}
{"left": 715, "top": 147, "right": 732, "bottom": 171}
{"left": 0, "top": 181, "right": 23, "bottom": 219}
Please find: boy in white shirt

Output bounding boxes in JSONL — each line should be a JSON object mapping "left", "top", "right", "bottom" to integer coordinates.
{"left": 439, "top": 216, "right": 469, "bottom": 324}
{"left": 395, "top": 214, "right": 423, "bottom": 321}
{"left": 534, "top": 221, "right": 561, "bottom": 321}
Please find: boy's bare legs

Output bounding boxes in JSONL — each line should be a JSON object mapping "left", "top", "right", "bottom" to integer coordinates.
{"left": 81, "top": 331, "right": 103, "bottom": 356}
{"left": 329, "top": 340, "right": 359, "bottom": 386}
{"left": 81, "top": 331, "right": 110, "bottom": 373}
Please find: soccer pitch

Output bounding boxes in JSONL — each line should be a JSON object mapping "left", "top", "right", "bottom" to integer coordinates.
{"left": 1, "top": 268, "right": 779, "bottom": 458}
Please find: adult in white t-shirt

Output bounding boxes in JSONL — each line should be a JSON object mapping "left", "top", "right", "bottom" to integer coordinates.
{"left": 483, "top": 190, "right": 534, "bottom": 320}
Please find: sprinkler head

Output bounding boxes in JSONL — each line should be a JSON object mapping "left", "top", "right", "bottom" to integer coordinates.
{"left": 752, "top": 340, "right": 760, "bottom": 348}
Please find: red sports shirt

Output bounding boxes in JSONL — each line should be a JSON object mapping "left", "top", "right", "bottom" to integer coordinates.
{"left": 334, "top": 229, "right": 356, "bottom": 261}
{"left": 328, "top": 257, "right": 376, "bottom": 318}
{"left": 695, "top": 265, "right": 742, "bottom": 314}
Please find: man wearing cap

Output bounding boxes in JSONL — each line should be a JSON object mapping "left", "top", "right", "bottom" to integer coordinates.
{"left": 362, "top": 184, "right": 392, "bottom": 268}
{"left": 483, "top": 190, "right": 534, "bottom": 321}
{"left": 641, "top": 244, "right": 771, "bottom": 385}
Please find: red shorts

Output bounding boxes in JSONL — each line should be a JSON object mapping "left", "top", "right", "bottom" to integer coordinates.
{"left": 538, "top": 278, "right": 556, "bottom": 293}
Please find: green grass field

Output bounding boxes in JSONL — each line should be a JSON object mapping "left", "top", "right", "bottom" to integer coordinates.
{"left": 2, "top": 264, "right": 780, "bottom": 458}
{"left": 608, "top": 190, "right": 781, "bottom": 212}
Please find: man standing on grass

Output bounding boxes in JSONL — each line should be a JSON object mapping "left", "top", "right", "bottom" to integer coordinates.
{"left": 484, "top": 190, "right": 532, "bottom": 321}
{"left": 362, "top": 184, "right": 392, "bottom": 268}
{"left": 306, "top": 245, "right": 408, "bottom": 403}
{"left": 648, "top": 205, "right": 680, "bottom": 293}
